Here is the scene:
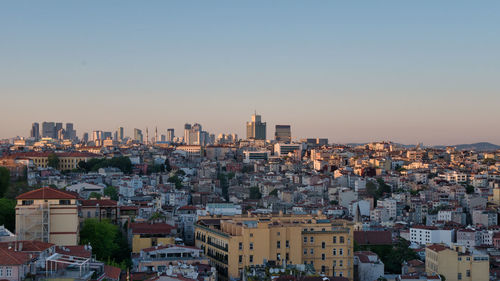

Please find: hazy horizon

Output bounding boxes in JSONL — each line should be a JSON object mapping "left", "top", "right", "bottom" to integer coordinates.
{"left": 1, "top": 1, "right": 499, "bottom": 145}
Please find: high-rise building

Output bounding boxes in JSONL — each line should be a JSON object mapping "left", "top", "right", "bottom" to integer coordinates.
{"left": 55, "top": 122, "right": 63, "bottom": 136}
{"left": 103, "top": 131, "right": 112, "bottom": 140}
{"left": 184, "top": 124, "right": 192, "bottom": 144}
{"left": 195, "top": 213, "right": 354, "bottom": 280}
{"left": 92, "top": 130, "right": 103, "bottom": 141}
{"left": 246, "top": 113, "right": 266, "bottom": 140}
{"left": 118, "top": 127, "right": 124, "bottom": 141}
{"left": 134, "top": 128, "right": 143, "bottom": 143}
{"left": 64, "top": 123, "right": 76, "bottom": 140}
{"left": 30, "top": 122, "right": 40, "bottom": 140}
{"left": 167, "top": 128, "right": 175, "bottom": 142}
{"left": 160, "top": 134, "right": 166, "bottom": 142}
{"left": 275, "top": 125, "right": 291, "bottom": 143}
{"left": 82, "top": 132, "right": 89, "bottom": 143}
{"left": 42, "top": 122, "right": 56, "bottom": 138}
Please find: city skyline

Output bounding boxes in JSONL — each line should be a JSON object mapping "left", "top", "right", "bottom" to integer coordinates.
{"left": 1, "top": 1, "right": 499, "bottom": 145}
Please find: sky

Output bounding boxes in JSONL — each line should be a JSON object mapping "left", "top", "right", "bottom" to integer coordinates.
{"left": 0, "top": 1, "right": 499, "bottom": 146}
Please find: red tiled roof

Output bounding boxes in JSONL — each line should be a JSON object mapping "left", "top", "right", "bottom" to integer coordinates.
{"left": 178, "top": 205, "right": 197, "bottom": 211}
{"left": 104, "top": 265, "right": 121, "bottom": 280}
{"left": 129, "top": 223, "right": 175, "bottom": 235}
{"left": 6, "top": 151, "right": 99, "bottom": 158}
{"left": 354, "top": 231, "right": 392, "bottom": 245}
{"left": 55, "top": 245, "right": 91, "bottom": 258}
{"left": 427, "top": 244, "right": 448, "bottom": 252}
{"left": 16, "top": 186, "right": 79, "bottom": 200}
{"left": 0, "top": 247, "right": 31, "bottom": 265}
{"left": 0, "top": 240, "right": 54, "bottom": 252}
{"left": 81, "top": 199, "right": 117, "bottom": 207}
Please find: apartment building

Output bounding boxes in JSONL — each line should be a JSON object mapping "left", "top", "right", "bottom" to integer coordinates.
{"left": 194, "top": 213, "right": 354, "bottom": 280}
{"left": 5, "top": 152, "right": 98, "bottom": 171}
{"left": 16, "top": 187, "right": 79, "bottom": 246}
{"left": 410, "top": 226, "right": 454, "bottom": 246}
{"left": 129, "top": 223, "right": 176, "bottom": 253}
{"left": 425, "top": 244, "right": 489, "bottom": 281}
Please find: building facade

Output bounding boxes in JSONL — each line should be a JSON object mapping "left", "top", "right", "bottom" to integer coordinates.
{"left": 195, "top": 213, "right": 354, "bottom": 280}
{"left": 16, "top": 187, "right": 79, "bottom": 246}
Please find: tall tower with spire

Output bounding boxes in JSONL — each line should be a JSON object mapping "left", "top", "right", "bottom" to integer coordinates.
{"left": 155, "top": 127, "right": 158, "bottom": 143}
{"left": 146, "top": 127, "right": 149, "bottom": 145}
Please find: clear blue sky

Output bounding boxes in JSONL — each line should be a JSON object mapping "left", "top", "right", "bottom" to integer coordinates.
{"left": 1, "top": 1, "right": 499, "bottom": 145}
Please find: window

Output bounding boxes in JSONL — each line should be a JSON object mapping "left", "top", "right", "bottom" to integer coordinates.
{"left": 277, "top": 254, "right": 281, "bottom": 260}
{"left": 250, "top": 243, "right": 254, "bottom": 250}
{"left": 333, "top": 248, "right": 337, "bottom": 255}
{"left": 22, "top": 200, "right": 34, "bottom": 206}
{"left": 277, "top": 241, "right": 281, "bottom": 249}
{"left": 339, "top": 249, "right": 343, "bottom": 256}
{"left": 87, "top": 211, "right": 91, "bottom": 217}
{"left": 250, "top": 233, "right": 253, "bottom": 237}
{"left": 286, "top": 240, "right": 289, "bottom": 248}
{"left": 322, "top": 253, "right": 325, "bottom": 260}
{"left": 239, "top": 255, "right": 242, "bottom": 263}
{"left": 340, "top": 236, "right": 344, "bottom": 244}
{"left": 322, "top": 242, "right": 326, "bottom": 249}
{"left": 333, "top": 236, "right": 337, "bottom": 243}
{"left": 286, "top": 253, "right": 289, "bottom": 261}
{"left": 249, "top": 255, "right": 253, "bottom": 263}
{"left": 277, "top": 232, "right": 280, "bottom": 236}
{"left": 0, "top": 267, "right": 3, "bottom": 277}
{"left": 458, "top": 273, "right": 462, "bottom": 280}
{"left": 59, "top": 200, "right": 71, "bottom": 205}
{"left": 310, "top": 237, "right": 314, "bottom": 243}
{"left": 5, "top": 267, "right": 11, "bottom": 277}
{"left": 304, "top": 249, "right": 307, "bottom": 255}
{"left": 321, "top": 265, "right": 326, "bottom": 273}
{"left": 466, "top": 270, "right": 470, "bottom": 277}
{"left": 339, "top": 260, "right": 343, "bottom": 267}
{"left": 310, "top": 249, "right": 314, "bottom": 254}
{"left": 304, "top": 237, "right": 307, "bottom": 243}
{"left": 333, "top": 260, "right": 336, "bottom": 267}
{"left": 239, "top": 242, "right": 243, "bottom": 250}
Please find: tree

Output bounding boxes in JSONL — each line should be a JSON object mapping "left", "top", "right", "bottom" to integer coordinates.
{"left": 79, "top": 219, "right": 130, "bottom": 268}
{"left": 165, "top": 159, "right": 172, "bottom": 172}
{"left": 0, "top": 167, "right": 10, "bottom": 197}
{"left": 249, "top": 186, "right": 262, "bottom": 199}
{"left": 89, "top": 192, "right": 102, "bottom": 199}
{"left": 465, "top": 184, "right": 475, "bottom": 194}
{"left": 269, "top": 189, "right": 278, "bottom": 197}
{"left": 168, "top": 175, "right": 183, "bottom": 189}
{"left": 104, "top": 186, "right": 119, "bottom": 201}
{"left": 47, "top": 153, "right": 60, "bottom": 169}
{"left": 0, "top": 198, "right": 16, "bottom": 231}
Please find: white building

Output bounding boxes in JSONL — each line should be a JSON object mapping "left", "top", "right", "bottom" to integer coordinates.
{"left": 354, "top": 251, "right": 384, "bottom": 281}
{"left": 409, "top": 226, "right": 454, "bottom": 246}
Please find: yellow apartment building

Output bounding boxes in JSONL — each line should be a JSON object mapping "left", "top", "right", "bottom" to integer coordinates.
{"left": 16, "top": 186, "right": 80, "bottom": 246}
{"left": 4, "top": 151, "right": 99, "bottom": 171}
{"left": 129, "top": 222, "right": 176, "bottom": 253}
{"left": 426, "top": 244, "right": 489, "bottom": 281}
{"left": 194, "top": 212, "right": 354, "bottom": 280}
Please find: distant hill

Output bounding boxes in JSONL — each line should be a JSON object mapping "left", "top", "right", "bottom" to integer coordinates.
{"left": 434, "top": 142, "right": 500, "bottom": 151}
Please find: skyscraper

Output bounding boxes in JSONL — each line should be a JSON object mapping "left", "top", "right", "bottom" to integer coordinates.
{"left": 184, "top": 124, "right": 192, "bottom": 144}
{"left": 134, "top": 128, "right": 143, "bottom": 143}
{"left": 65, "top": 123, "right": 76, "bottom": 140}
{"left": 275, "top": 125, "right": 291, "bottom": 143}
{"left": 82, "top": 132, "right": 89, "bottom": 143}
{"left": 246, "top": 113, "right": 266, "bottom": 140}
{"left": 92, "top": 130, "right": 103, "bottom": 141}
{"left": 118, "top": 127, "right": 124, "bottom": 141}
{"left": 42, "top": 122, "right": 55, "bottom": 138}
{"left": 167, "top": 128, "right": 175, "bottom": 143}
{"left": 30, "top": 122, "right": 40, "bottom": 140}
{"left": 55, "top": 122, "right": 63, "bottom": 137}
